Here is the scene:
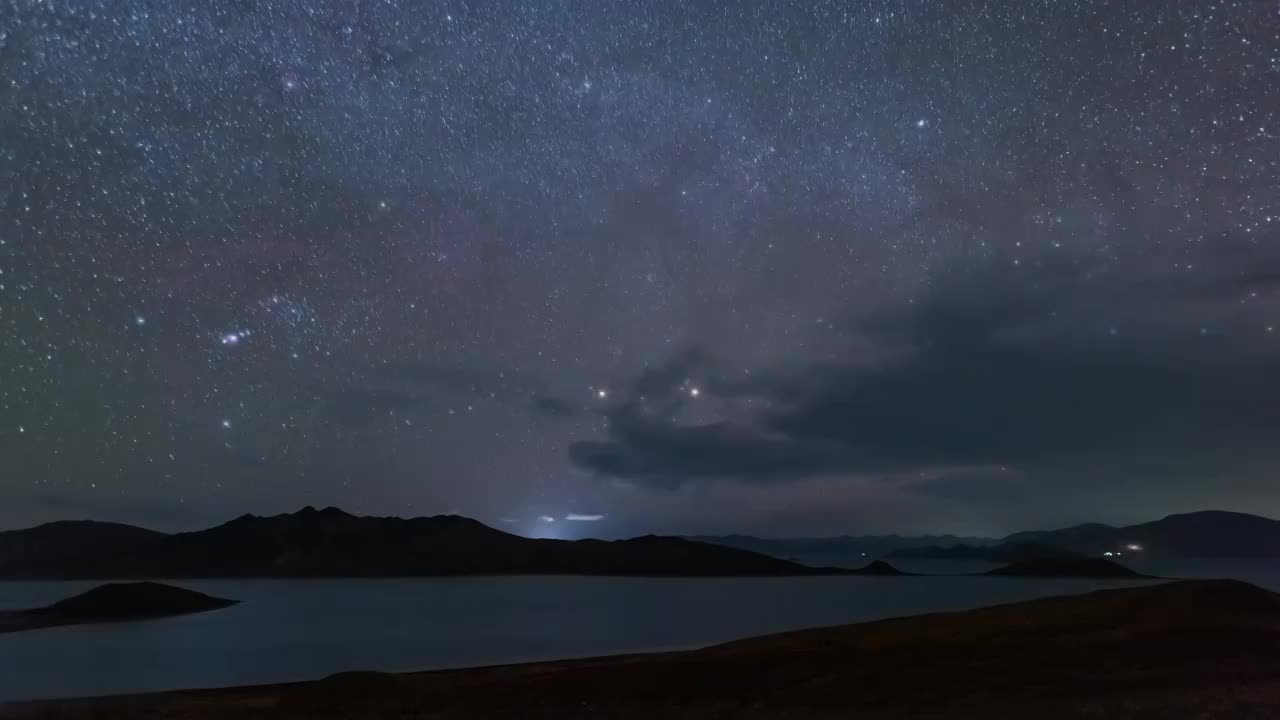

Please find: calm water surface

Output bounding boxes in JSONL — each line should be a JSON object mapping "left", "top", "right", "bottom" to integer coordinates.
{"left": 0, "top": 561, "right": 1272, "bottom": 703}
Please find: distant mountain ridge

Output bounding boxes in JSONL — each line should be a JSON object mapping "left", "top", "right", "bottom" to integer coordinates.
{"left": 0, "top": 507, "right": 863, "bottom": 579}
{"left": 7, "top": 507, "right": 1262, "bottom": 578}
{"left": 889, "top": 511, "right": 1280, "bottom": 561}
{"left": 683, "top": 533, "right": 998, "bottom": 564}
{"left": 686, "top": 511, "right": 1280, "bottom": 564}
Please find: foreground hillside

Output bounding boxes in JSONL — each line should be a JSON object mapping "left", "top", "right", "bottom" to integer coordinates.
{"left": 0, "top": 507, "right": 829, "bottom": 578}
{"left": 10, "top": 580, "right": 1280, "bottom": 719}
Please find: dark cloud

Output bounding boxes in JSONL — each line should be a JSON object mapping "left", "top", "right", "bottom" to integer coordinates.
{"left": 569, "top": 416, "right": 852, "bottom": 489}
{"left": 906, "top": 469, "right": 1030, "bottom": 503}
{"left": 570, "top": 260, "right": 1280, "bottom": 489}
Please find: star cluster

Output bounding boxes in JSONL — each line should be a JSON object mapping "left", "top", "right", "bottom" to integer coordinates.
{"left": 1, "top": 0, "right": 1276, "bottom": 536}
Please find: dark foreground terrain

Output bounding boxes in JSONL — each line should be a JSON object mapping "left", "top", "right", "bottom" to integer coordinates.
{"left": 7, "top": 579, "right": 1280, "bottom": 719}
{"left": 0, "top": 582, "right": 237, "bottom": 635}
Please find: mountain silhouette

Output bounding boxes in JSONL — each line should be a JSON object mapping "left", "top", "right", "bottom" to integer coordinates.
{"left": 1005, "top": 510, "right": 1280, "bottom": 557}
{"left": 0, "top": 508, "right": 851, "bottom": 579}
{"left": 684, "top": 532, "right": 997, "bottom": 563}
{"left": 889, "top": 510, "right": 1280, "bottom": 561}
{"left": 892, "top": 541, "right": 1080, "bottom": 563}
{"left": 0, "top": 520, "right": 166, "bottom": 577}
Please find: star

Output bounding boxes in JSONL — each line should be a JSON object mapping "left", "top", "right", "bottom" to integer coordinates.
{"left": 1, "top": 0, "right": 1273, "bottom": 542}
{"left": 220, "top": 330, "right": 251, "bottom": 346}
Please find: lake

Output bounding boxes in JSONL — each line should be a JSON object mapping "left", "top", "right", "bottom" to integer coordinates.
{"left": 1, "top": 560, "right": 1274, "bottom": 703}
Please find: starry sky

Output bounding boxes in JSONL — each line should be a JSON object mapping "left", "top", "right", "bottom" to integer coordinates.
{"left": 2, "top": 0, "right": 1277, "bottom": 538}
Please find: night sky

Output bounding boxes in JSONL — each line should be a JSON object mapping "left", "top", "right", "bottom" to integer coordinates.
{"left": 2, "top": 1, "right": 1277, "bottom": 538}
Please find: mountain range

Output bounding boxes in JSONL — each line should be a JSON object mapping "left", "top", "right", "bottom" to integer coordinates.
{"left": 683, "top": 533, "right": 998, "bottom": 565}
{"left": 5, "top": 507, "right": 1262, "bottom": 579}
{"left": 0, "top": 507, "right": 850, "bottom": 579}
{"left": 894, "top": 510, "right": 1280, "bottom": 561}
{"left": 692, "top": 511, "right": 1280, "bottom": 563}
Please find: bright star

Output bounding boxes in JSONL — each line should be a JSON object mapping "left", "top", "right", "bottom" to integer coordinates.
{"left": 220, "top": 330, "right": 251, "bottom": 345}
{"left": 221, "top": 419, "right": 232, "bottom": 429}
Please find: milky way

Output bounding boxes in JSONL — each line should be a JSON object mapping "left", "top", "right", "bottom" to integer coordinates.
{"left": 2, "top": 0, "right": 1277, "bottom": 537}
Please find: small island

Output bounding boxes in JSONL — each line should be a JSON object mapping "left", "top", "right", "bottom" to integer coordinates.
{"left": 0, "top": 582, "right": 237, "bottom": 635}
{"left": 852, "top": 559, "right": 910, "bottom": 576}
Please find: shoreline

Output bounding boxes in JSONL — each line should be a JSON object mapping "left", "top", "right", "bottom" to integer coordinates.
{"left": 7, "top": 579, "right": 1279, "bottom": 719}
